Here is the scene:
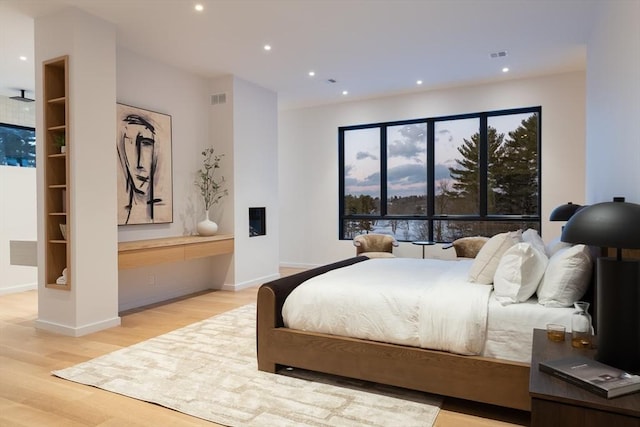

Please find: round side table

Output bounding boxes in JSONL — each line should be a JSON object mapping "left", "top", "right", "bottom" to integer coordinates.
{"left": 412, "top": 240, "right": 436, "bottom": 258}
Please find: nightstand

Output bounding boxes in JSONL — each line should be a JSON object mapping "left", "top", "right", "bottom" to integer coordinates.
{"left": 529, "top": 329, "right": 640, "bottom": 427}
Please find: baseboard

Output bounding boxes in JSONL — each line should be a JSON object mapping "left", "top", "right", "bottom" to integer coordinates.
{"left": 279, "top": 262, "right": 320, "bottom": 269}
{"left": 221, "top": 272, "right": 280, "bottom": 291}
{"left": 0, "top": 282, "right": 37, "bottom": 295}
{"left": 35, "top": 316, "right": 121, "bottom": 337}
{"left": 119, "top": 285, "right": 210, "bottom": 312}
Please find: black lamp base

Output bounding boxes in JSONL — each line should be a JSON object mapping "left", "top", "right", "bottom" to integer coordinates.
{"left": 595, "top": 257, "right": 640, "bottom": 374}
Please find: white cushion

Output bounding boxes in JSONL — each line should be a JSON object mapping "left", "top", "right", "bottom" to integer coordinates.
{"left": 537, "top": 244, "right": 592, "bottom": 307}
{"left": 545, "top": 235, "right": 572, "bottom": 257}
{"left": 522, "top": 228, "right": 547, "bottom": 257}
{"left": 493, "top": 243, "right": 548, "bottom": 305}
{"left": 468, "top": 230, "right": 522, "bottom": 285}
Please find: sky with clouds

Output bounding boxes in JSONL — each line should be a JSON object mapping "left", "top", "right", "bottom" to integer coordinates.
{"left": 344, "top": 112, "right": 532, "bottom": 198}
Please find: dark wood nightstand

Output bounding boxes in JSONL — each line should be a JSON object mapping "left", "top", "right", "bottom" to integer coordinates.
{"left": 529, "top": 328, "right": 640, "bottom": 427}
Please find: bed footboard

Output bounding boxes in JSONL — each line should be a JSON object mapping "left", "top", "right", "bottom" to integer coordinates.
{"left": 256, "top": 255, "right": 531, "bottom": 411}
{"left": 257, "top": 256, "right": 369, "bottom": 371}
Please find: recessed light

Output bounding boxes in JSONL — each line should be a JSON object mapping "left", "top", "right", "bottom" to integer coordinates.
{"left": 502, "top": 67, "right": 509, "bottom": 73}
{"left": 342, "top": 90, "right": 349, "bottom": 96}
{"left": 194, "top": 4, "right": 204, "bottom": 12}
{"left": 19, "top": 56, "right": 27, "bottom": 61}
{"left": 416, "top": 80, "right": 423, "bottom": 85}
{"left": 308, "top": 71, "right": 315, "bottom": 77}
{"left": 264, "top": 44, "right": 272, "bottom": 51}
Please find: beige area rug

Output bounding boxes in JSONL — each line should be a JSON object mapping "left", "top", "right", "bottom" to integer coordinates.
{"left": 53, "top": 304, "right": 442, "bottom": 426}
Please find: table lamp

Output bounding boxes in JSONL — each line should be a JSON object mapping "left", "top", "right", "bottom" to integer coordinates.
{"left": 549, "top": 202, "right": 582, "bottom": 222}
{"left": 561, "top": 197, "right": 640, "bottom": 373}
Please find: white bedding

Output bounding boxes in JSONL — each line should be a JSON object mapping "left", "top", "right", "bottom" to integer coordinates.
{"left": 282, "top": 257, "right": 576, "bottom": 363}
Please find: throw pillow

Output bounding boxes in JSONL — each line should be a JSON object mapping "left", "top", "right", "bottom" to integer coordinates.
{"left": 493, "top": 243, "right": 548, "bottom": 305}
{"left": 468, "top": 230, "right": 522, "bottom": 285}
{"left": 537, "top": 244, "right": 592, "bottom": 307}
{"left": 522, "top": 228, "right": 547, "bottom": 257}
{"left": 545, "top": 236, "right": 572, "bottom": 257}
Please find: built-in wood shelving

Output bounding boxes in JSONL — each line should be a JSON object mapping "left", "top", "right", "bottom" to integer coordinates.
{"left": 43, "top": 55, "right": 70, "bottom": 290}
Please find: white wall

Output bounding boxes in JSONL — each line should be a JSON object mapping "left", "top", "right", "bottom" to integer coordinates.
{"left": 0, "top": 96, "right": 37, "bottom": 294}
{"left": 35, "top": 8, "right": 120, "bottom": 335}
{"left": 585, "top": 0, "right": 640, "bottom": 204}
{"left": 0, "top": 166, "right": 37, "bottom": 293}
{"left": 116, "top": 48, "right": 228, "bottom": 311}
{"left": 279, "top": 71, "right": 586, "bottom": 267}
{"left": 231, "top": 77, "right": 279, "bottom": 288}
{"left": 207, "top": 75, "right": 280, "bottom": 291}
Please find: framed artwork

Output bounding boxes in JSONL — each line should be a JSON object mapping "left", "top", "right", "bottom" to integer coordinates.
{"left": 116, "top": 103, "right": 173, "bottom": 225}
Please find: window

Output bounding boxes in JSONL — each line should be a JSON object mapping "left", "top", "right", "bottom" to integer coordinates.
{"left": 339, "top": 107, "right": 541, "bottom": 242}
{"left": 0, "top": 123, "right": 36, "bottom": 167}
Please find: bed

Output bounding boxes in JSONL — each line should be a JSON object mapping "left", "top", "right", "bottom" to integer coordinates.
{"left": 257, "top": 234, "right": 594, "bottom": 411}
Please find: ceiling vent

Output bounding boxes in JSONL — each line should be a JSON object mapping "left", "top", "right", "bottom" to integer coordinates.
{"left": 211, "top": 93, "right": 227, "bottom": 105}
{"left": 490, "top": 51, "right": 508, "bottom": 59}
{"left": 10, "top": 89, "right": 35, "bottom": 102}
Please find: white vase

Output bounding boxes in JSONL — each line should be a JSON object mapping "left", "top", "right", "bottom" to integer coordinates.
{"left": 197, "top": 209, "right": 218, "bottom": 236}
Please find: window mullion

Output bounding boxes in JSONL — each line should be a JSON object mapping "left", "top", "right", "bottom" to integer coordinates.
{"left": 427, "top": 120, "right": 435, "bottom": 240}
{"left": 380, "top": 125, "right": 388, "bottom": 217}
{"left": 479, "top": 115, "right": 488, "bottom": 217}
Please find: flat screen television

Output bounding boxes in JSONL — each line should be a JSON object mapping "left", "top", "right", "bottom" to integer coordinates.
{"left": 0, "top": 122, "right": 36, "bottom": 167}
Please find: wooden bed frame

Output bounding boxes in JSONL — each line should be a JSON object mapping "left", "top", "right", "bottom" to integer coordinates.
{"left": 256, "top": 256, "right": 532, "bottom": 411}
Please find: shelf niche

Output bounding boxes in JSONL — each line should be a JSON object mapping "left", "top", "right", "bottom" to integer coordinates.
{"left": 43, "top": 55, "right": 70, "bottom": 290}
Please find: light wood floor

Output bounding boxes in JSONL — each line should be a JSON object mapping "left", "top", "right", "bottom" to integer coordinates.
{"left": 0, "top": 269, "right": 529, "bottom": 427}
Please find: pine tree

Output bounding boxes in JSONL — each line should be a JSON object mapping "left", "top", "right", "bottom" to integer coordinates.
{"left": 447, "top": 126, "right": 504, "bottom": 214}
{"left": 492, "top": 115, "right": 538, "bottom": 215}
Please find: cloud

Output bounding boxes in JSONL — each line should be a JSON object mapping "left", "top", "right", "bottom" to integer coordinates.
{"left": 356, "top": 151, "right": 378, "bottom": 160}
{"left": 388, "top": 139, "right": 423, "bottom": 159}
{"left": 434, "top": 163, "right": 452, "bottom": 180}
{"left": 436, "top": 128, "right": 453, "bottom": 143}
{"left": 344, "top": 164, "right": 354, "bottom": 176}
{"left": 388, "top": 124, "right": 426, "bottom": 160}
{"left": 387, "top": 163, "right": 426, "bottom": 185}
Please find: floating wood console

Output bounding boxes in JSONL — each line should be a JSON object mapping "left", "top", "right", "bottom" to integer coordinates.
{"left": 118, "top": 235, "right": 234, "bottom": 269}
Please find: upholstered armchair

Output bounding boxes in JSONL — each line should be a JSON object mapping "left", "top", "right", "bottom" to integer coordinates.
{"left": 443, "top": 236, "right": 489, "bottom": 258}
{"left": 353, "top": 233, "right": 399, "bottom": 258}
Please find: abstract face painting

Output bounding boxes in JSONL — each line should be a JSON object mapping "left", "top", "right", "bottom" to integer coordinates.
{"left": 116, "top": 104, "right": 173, "bottom": 225}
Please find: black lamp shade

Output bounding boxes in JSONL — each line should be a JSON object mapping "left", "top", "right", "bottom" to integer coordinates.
{"left": 560, "top": 197, "right": 640, "bottom": 373}
{"left": 561, "top": 199, "right": 640, "bottom": 249}
{"left": 549, "top": 202, "right": 582, "bottom": 221}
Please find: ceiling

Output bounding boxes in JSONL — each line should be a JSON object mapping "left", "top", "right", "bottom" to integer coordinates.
{"left": 0, "top": 0, "right": 598, "bottom": 110}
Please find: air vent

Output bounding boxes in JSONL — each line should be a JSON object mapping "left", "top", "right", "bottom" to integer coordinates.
{"left": 490, "top": 51, "right": 508, "bottom": 59}
{"left": 211, "top": 93, "right": 227, "bottom": 105}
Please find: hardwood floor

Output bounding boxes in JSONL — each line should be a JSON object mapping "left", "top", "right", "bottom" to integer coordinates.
{"left": 0, "top": 272, "right": 529, "bottom": 426}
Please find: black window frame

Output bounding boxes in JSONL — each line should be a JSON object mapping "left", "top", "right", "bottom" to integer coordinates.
{"left": 339, "top": 106, "right": 542, "bottom": 242}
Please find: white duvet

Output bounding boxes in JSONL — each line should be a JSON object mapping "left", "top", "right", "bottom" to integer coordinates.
{"left": 283, "top": 257, "right": 578, "bottom": 363}
{"left": 282, "top": 258, "right": 491, "bottom": 356}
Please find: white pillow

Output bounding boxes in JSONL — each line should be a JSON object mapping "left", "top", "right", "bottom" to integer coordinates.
{"left": 493, "top": 243, "right": 548, "bottom": 305}
{"left": 468, "top": 230, "right": 522, "bottom": 285}
{"left": 545, "top": 235, "right": 572, "bottom": 257}
{"left": 522, "top": 228, "right": 547, "bottom": 256}
{"left": 537, "top": 244, "right": 592, "bottom": 307}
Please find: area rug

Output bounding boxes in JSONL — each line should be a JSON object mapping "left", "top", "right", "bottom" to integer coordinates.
{"left": 53, "top": 304, "right": 442, "bottom": 426}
